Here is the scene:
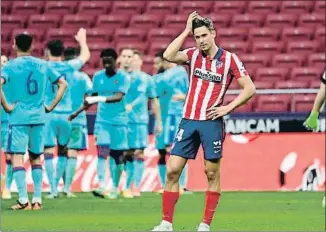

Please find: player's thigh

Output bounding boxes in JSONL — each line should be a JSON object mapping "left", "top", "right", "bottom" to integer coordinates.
{"left": 44, "top": 116, "right": 56, "bottom": 147}
{"left": 198, "top": 119, "right": 225, "bottom": 161}
{"left": 94, "top": 123, "right": 111, "bottom": 146}
{"left": 68, "top": 124, "right": 88, "bottom": 151}
{"left": 170, "top": 119, "right": 201, "bottom": 159}
{"left": 29, "top": 124, "right": 45, "bottom": 155}
{"left": 128, "top": 124, "right": 147, "bottom": 149}
{"left": 108, "top": 124, "right": 128, "bottom": 150}
{"left": 1, "top": 122, "right": 8, "bottom": 149}
{"left": 6, "top": 125, "right": 28, "bottom": 154}
{"left": 56, "top": 114, "right": 72, "bottom": 146}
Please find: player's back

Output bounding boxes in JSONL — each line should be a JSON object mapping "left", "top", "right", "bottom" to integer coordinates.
{"left": 70, "top": 70, "right": 92, "bottom": 124}
{"left": 154, "top": 71, "right": 173, "bottom": 118}
{"left": 1, "top": 56, "right": 54, "bottom": 125}
{"left": 165, "top": 66, "right": 189, "bottom": 115}
{"left": 46, "top": 59, "right": 83, "bottom": 113}
{"left": 93, "top": 69, "right": 130, "bottom": 125}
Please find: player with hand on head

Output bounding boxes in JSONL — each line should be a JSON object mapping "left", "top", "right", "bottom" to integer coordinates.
{"left": 152, "top": 51, "right": 174, "bottom": 192}
{"left": 152, "top": 12, "right": 256, "bottom": 231}
{"left": 122, "top": 49, "right": 162, "bottom": 198}
{"left": 77, "top": 48, "right": 130, "bottom": 200}
{"left": 1, "top": 54, "right": 14, "bottom": 200}
{"left": 1, "top": 33, "right": 67, "bottom": 210}
{"left": 62, "top": 47, "right": 93, "bottom": 198}
{"left": 43, "top": 28, "right": 90, "bottom": 199}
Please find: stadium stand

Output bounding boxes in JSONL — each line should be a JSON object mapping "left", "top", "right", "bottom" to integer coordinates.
{"left": 1, "top": 0, "right": 325, "bottom": 112}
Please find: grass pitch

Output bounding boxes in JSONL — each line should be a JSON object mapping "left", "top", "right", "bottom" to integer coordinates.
{"left": 1, "top": 192, "right": 325, "bottom": 231}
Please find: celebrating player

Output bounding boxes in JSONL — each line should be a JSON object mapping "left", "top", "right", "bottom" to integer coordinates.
{"left": 83, "top": 48, "right": 130, "bottom": 199}
{"left": 152, "top": 51, "right": 174, "bottom": 192}
{"left": 152, "top": 12, "right": 256, "bottom": 231}
{"left": 63, "top": 47, "right": 93, "bottom": 197}
{"left": 1, "top": 33, "right": 67, "bottom": 210}
{"left": 1, "top": 54, "right": 13, "bottom": 200}
{"left": 123, "top": 49, "right": 162, "bottom": 197}
{"left": 43, "top": 28, "right": 90, "bottom": 199}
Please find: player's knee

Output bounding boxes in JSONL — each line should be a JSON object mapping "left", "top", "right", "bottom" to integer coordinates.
{"left": 58, "top": 144, "right": 68, "bottom": 157}
{"left": 5, "top": 154, "right": 12, "bottom": 163}
{"left": 166, "top": 165, "right": 182, "bottom": 182}
{"left": 205, "top": 169, "right": 218, "bottom": 182}
{"left": 110, "top": 150, "right": 124, "bottom": 165}
{"left": 158, "top": 149, "right": 167, "bottom": 165}
{"left": 134, "top": 149, "right": 144, "bottom": 159}
{"left": 29, "top": 151, "right": 41, "bottom": 164}
{"left": 97, "top": 145, "right": 110, "bottom": 159}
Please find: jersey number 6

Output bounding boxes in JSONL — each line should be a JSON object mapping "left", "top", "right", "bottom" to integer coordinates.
{"left": 27, "top": 72, "right": 38, "bottom": 95}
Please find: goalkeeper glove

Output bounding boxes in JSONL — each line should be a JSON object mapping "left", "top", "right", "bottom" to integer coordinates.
{"left": 303, "top": 111, "right": 319, "bottom": 131}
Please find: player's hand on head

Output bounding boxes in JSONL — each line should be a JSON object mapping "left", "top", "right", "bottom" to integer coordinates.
{"left": 207, "top": 105, "right": 233, "bottom": 120}
{"left": 185, "top": 11, "right": 199, "bottom": 33}
{"left": 75, "top": 28, "right": 87, "bottom": 44}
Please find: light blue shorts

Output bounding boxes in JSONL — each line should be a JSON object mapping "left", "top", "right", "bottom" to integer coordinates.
{"left": 94, "top": 123, "right": 128, "bottom": 150}
{"left": 44, "top": 113, "right": 72, "bottom": 147}
{"left": 128, "top": 123, "right": 148, "bottom": 149}
{"left": 165, "top": 114, "right": 183, "bottom": 145}
{"left": 1, "top": 121, "right": 8, "bottom": 149}
{"left": 6, "top": 124, "right": 45, "bottom": 155}
{"left": 67, "top": 124, "right": 88, "bottom": 150}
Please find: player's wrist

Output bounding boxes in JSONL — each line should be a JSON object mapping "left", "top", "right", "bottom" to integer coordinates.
{"left": 310, "top": 110, "right": 319, "bottom": 118}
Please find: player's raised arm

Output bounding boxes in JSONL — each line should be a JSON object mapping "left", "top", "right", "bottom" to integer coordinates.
{"left": 74, "top": 28, "right": 90, "bottom": 64}
{"left": 163, "top": 11, "right": 199, "bottom": 64}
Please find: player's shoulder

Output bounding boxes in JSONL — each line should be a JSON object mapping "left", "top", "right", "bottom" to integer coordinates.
{"left": 116, "top": 70, "right": 130, "bottom": 80}
{"left": 93, "top": 69, "right": 105, "bottom": 78}
{"left": 183, "top": 47, "right": 197, "bottom": 54}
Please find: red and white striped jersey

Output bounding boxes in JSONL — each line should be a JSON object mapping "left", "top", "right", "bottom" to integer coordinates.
{"left": 182, "top": 47, "right": 248, "bottom": 120}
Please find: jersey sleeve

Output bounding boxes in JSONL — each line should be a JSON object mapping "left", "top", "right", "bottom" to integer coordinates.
{"left": 321, "top": 71, "right": 326, "bottom": 85}
{"left": 47, "top": 65, "right": 62, "bottom": 83}
{"left": 82, "top": 73, "right": 93, "bottom": 95}
{"left": 229, "top": 53, "right": 249, "bottom": 79}
{"left": 117, "top": 73, "right": 130, "bottom": 94}
{"left": 182, "top": 47, "right": 196, "bottom": 61}
{"left": 1, "top": 65, "right": 10, "bottom": 84}
{"left": 67, "top": 58, "right": 83, "bottom": 71}
{"left": 146, "top": 76, "right": 157, "bottom": 98}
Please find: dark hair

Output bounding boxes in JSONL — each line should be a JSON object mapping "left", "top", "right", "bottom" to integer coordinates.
{"left": 47, "top": 40, "right": 64, "bottom": 57}
{"left": 155, "top": 50, "right": 164, "bottom": 59}
{"left": 15, "top": 33, "right": 33, "bottom": 52}
{"left": 64, "top": 47, "right": 79, "bottom": 60}
{"left": 100, "top": 48, "right": 118, "bottom": 60}
{"left": 101, "top": 48, "right": 118, "bottom": 77}
{"left": 192, "top": 18, "right": 214, "bottom": 33}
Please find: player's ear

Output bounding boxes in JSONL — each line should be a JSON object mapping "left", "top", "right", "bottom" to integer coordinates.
{"left": 12, "top": 39, "right": 16, "bottom": 51}
{"left": 211, "top": 29, "right": 216, "bottom": 39}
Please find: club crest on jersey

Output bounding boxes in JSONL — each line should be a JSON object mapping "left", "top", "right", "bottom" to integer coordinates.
{"left": 215, "top": 60, "right": 223, "bottom": 69}
{"left": 194, "top": 68, "right": 222, "bottom": 83}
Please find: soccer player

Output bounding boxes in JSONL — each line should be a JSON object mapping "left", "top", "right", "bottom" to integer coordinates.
{"left": 164, "top": 63, "right": 189, "bottom": 193}
{"left": 152, "top": 12, "right": 256, "bottom": 231}
{"left": 123, "top": 49, "right": 162, "bottom": 197}
{"left": 43, "top": 28, "right": 90, "bottom": 198}
{"left": 1, "top": 33, "right": 67, "bottom": 210}
{"left": 1, "top": 54, "right": 13, "bottom": 200}
{"left": 63, "top": 47, "right": 93, "bottom": 197}
{"left": 303, "top": 70, "right": 325, "bottom": 207}
{"left": 82, "top": 48, "right": 130, "bottom": 199}
{"left": 152, "top": 51, "right": 174, "bottom": 192}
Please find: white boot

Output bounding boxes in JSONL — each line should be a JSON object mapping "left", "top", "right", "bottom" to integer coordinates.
{"left": 152, "top": 220, "right": 173, "bottom": 231}
{"left": 197, "top": 222, "right": 210, "bottom": 231}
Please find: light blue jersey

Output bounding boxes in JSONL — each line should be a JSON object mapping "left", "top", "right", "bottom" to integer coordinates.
{"left": 45, "top": 58, "right": 83, "bottom": 113}
{"left": 1, "top": 56, "right": 61, "bottom": 125}
{"left": 70, "top": 71, "right": 93, "bottom": 125}
{"left": 154, "top": 71, "right": 174, "bottom": 120}
{"left": 125, "top": 71, "right": 157, "bottom": 124}
{"left": 165, "top": 66, "right": 189, "bottom": 116}
{"left": 93, "top": 70, "right": 130, "bottom": 126}
{"left": 1, "top": 78, "right": 10, "bottom": 123}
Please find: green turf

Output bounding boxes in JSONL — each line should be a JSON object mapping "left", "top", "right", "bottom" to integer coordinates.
{"left": 1, "top": 192, "right": 325, "bottom": 231}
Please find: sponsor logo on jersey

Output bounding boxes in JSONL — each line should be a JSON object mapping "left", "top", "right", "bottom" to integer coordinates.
{"left": 194, "top": 68, "right": 222, "bottom": 83}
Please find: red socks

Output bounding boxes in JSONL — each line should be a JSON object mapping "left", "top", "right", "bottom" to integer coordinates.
{"left": 203, "top": 191, "right": 221, "bottom": 225}
{"left": 162, "top": 191, "right": 179, "bottom": 223}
